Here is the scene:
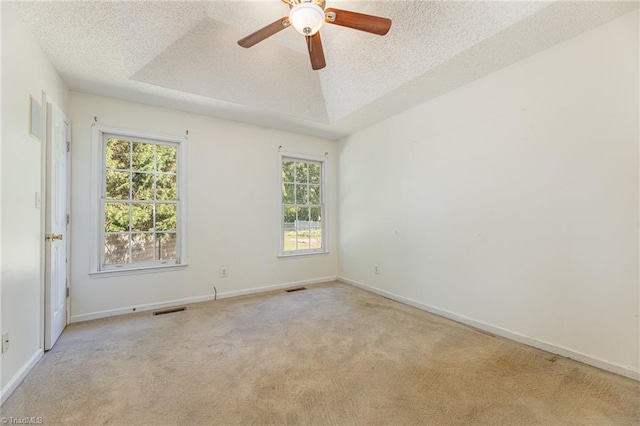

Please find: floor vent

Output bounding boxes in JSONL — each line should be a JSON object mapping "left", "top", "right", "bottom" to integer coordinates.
{"left": 285, "top": 287, "right": 307, "bottom": 293}
{"left": 153, "top": 307, "right": 187, "bottom": 316}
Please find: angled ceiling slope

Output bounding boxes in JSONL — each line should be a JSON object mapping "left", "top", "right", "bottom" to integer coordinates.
{"left": 8, "top": 1, "right": 638, "bottom": 140}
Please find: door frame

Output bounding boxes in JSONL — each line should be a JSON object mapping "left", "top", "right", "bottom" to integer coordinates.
{"left": 40, "top": 92, "right": 71, "bottom": 351}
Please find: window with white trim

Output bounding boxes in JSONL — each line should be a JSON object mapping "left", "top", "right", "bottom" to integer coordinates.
{"left": 92, "top": 126, "right": 187, "bottom": 273}
{"left": 280, "top": 153, "right": 326, "bottom": 256}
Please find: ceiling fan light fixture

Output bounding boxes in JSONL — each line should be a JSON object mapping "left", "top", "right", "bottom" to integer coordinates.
{"left": 289, "top": 2, "right": 325, "bottom": 36}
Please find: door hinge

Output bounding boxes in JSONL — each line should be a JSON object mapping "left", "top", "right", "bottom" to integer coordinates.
{"left": 66, "top": 141, "right": 70, "bottom": 152}
{"left": 66, "top": 213, "right": 70, "bottom": 224}
{"left": 66, "top": 287, "right": 69, "bottom": 298}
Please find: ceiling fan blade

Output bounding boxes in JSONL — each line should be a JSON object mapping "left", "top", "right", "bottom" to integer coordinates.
{"left": 306, "top": 32, "right": 326, "bottom": 70}
{"left": 324, "top": 8, "right": 391, "bottom": 36}
{"left": 238, "top": 17, "right": 290, "bottom": 48}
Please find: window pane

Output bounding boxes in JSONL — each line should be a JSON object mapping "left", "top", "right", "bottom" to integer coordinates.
{"left": 310, "top": 206, "right": 322, "bottom": 222}
{"left": 296, "top": 229, "right": 311, "bottom": 250}
{"left": 284, "top": 229, "right": 296, "bottom": 251}
{"left": 156, "top": 145, "right": 177, "bottom": 173}
{"left": 104, "top": 233, "right": 129, "bottom": 265}
{"left": 105, "top": 202, "right": 130, "bottom": 232}
{"left": 309, "top": 162, "right": 321, "bottom": 184}
{"left": 131, "top": 233, "right": 154, "bottom": 263}
{"left": 297, "top": 206, "right": 309, "bottom": 221}
{"left": 308, "top": 185, "right": 320, "bottom": 205}
{"left": 284, "top": 206, "right": 296, "bottom": 224}
{"left": 131, "top": 172, "right": 154, "bottom": 200}
{"left": 295, "top": 184, "right": 308, "bottom": 204}
{"left": 131, "top": 203, "right": 154, "bottom": 232}
{"left": 106, "top": 170, "right": 130, "bottom": 200}
{"left": 282, "top": 161, "right": 294, "bottom": 182}
{"left": 106, "top": 138, "right": 130, "bottom": 170}
{"left": 310, "top": 226, "right": 322, "bottom": 249}
{"left": 282, "top": 183, "right": 295, "bottom": 204}
{"left": 156, "top": 233, "right": 177, "bottom": 260}
{"left": 295, "top": 162, "right": 308, "bottom": 183}
{"left": 131, "top": 142, "right": 154, "bottom": 171}
{"left": 156, "top": 203, "right": 177, "bottom": 231}
{"left": 283, "top": 206, "right": 295, "bottom": 251}
{"left": 156, "top": 174, "right": 177, "bottom": 201}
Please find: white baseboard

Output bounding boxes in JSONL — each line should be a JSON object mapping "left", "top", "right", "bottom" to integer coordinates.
{"left": 69, "top": 276, "right": 337, "bottom": 323}
{"left": 1, "top": 349, "right": 43, "bottom": 405}
{"left": 339, "top": 276, "right": 640, "bottom": 381}
{"left": 215, "top": 276, "right": 336, "bottom": 300}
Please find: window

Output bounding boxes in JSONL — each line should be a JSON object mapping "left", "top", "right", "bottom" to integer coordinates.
{"left": 280, "top": 153, "right": 327, "bottom": 256}
{"left": 91, "top": 125, "right": 187, "bottom": 274}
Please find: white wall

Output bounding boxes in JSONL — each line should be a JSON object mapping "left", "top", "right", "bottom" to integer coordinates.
{"left": 1, "top": 4, "right": 69, "bottom": 396}
{"left": 69, "top": 92, "right": 338, "bottom": 320}
{"left": 339, "top": 10, "right": 639, "bottom": 377}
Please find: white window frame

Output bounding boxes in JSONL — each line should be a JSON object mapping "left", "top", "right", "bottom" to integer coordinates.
{"left": 90, "top": 124, "right": 188, "bottom": 276}
{"left": 278, "top": 151, "right": 328, "bottom": 257}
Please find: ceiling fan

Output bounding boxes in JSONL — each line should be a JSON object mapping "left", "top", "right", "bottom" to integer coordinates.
{"left": 237, "top": 0, "right": 392, "bottom": 70}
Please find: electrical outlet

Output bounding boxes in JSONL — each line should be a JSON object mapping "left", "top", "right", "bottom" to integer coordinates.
{"left": 221, "top": 266, "right": 229, "bottom": 278}
{"left": 2, "top": 332, "right": 9, "bottom": 353}
{"left": 374, "top": 265, "right": 380, "bottom": 275}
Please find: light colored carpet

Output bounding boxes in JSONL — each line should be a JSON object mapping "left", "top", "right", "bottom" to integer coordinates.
{"left": 2, "top": 282, "right": 638, "bottom": 425}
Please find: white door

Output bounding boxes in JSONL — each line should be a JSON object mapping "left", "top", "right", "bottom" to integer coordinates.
{"left": 45, "top": 102, "right": 70, "bottom": 350}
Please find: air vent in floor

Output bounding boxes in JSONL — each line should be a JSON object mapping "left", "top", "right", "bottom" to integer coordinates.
{"left": 285, "top": 287, "right": 307, "bottom": 293}
{"left": 153, "top": 307, "right": 187, "bottom": 316}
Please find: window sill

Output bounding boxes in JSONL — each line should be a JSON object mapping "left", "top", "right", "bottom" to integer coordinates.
{"left": 278, "top": 251, "right": 330, "bottom": 259}
{"left": 89, "top": 263, "right": 188, "bottom": 278}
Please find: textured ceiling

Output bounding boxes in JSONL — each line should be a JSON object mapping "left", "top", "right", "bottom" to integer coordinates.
{"left": 8, "top": 1, "right": 639, "bottom": 139}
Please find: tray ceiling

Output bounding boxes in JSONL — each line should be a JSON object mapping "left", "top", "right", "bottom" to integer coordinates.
{"left": 8, "top": 1, "right": 638, "bottom": 139}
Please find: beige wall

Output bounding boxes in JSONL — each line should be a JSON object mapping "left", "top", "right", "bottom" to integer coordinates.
{"left": 1, "top": 4, "right": 69, "bottom": 396}
{"left": 339, "top": 10, "right": 639, "bottom": 377}
{"left": 68, "top": 92, "right": 338, "bottom": 320}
